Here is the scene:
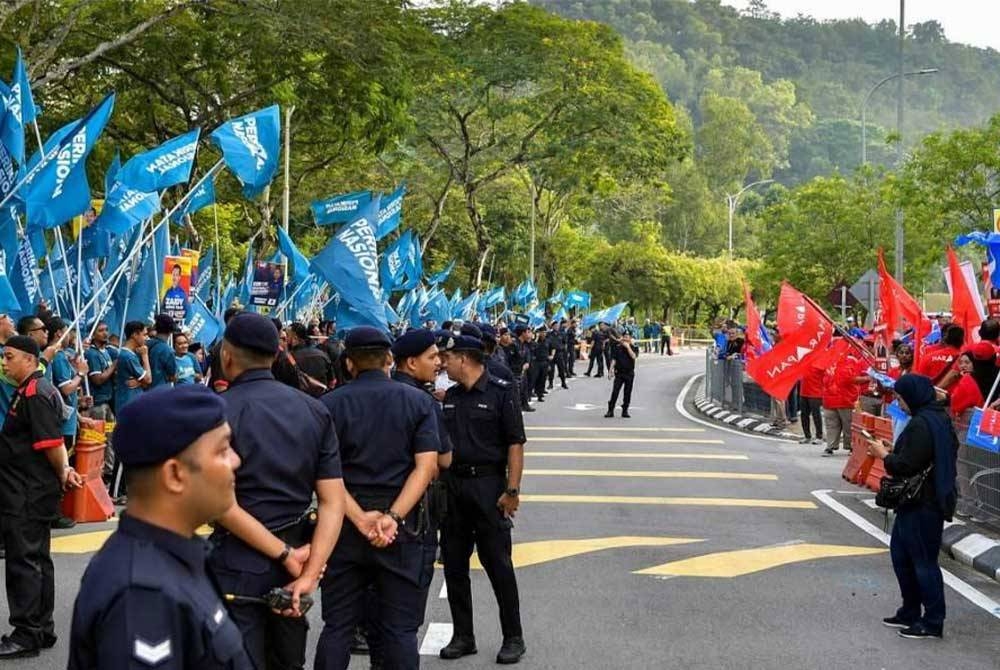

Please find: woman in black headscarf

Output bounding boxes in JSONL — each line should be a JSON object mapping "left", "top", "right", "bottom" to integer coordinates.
{"left": 867, "top": 373, "right": 957, "bottom": 639}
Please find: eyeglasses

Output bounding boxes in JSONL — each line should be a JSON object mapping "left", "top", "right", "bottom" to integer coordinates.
{"left": 29, "top": 326, "right": 47, "bottom": 333}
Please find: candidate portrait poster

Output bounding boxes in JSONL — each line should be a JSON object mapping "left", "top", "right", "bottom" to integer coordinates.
{"left": 160, "top": 255, "right": 192, "bottom": 322}
{"left": 181, "top": 248, "right": 200, "bottom": 289}
{"left": 250, "top": 261, "right": 284, "bottom": 308}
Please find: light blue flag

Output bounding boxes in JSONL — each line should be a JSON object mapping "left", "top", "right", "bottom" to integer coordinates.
{"left": 401, "top": 232, "right": 423, "bottom": 290}
{"left": 104, "top": 151, "right": 121, "bottom": 195}
{"left": 28, "top": 226, "right": 46, "bottom": 260}
{"left": 196, "top": 247, "right": 214, "bottom": 301}
{"left": 82, "top": 224, "right": 111, "bottom": 260}
{"left": 219, "top": 276, "right": 236, "bottom": 315}
{"left": 956, "top": 231, "right": 1000, "bottom": 290}
{"left": 13, "top": 47, "right": 37, "bottom": 125}
{"left": 94, "top": 181, "right": 161, "bottom": 236}
{"left": 9, "top": 237, "right": 38, "bottom": 318}
{"left": 553, "top": 306, "right": 567, "bottom": 321}
{"left": 124, "top": 225, "right": 166, "bottom": 325}
{"left": 379, "top": 229, "right": 411, "bottom": 293}
{"left": 311, "top": 190, "right": 372, "bottom": 226}
{"left": 563, "top": 289, "right": 591, "bottom": 311}
{"left": 375, "top": 184, "right": 406, "bottom": 240}
{"left": 310, "top": 198, "right": 387, "bottom": 330}
{"left": 22, "top": 93, "right": 115, "bottom": 229}
{"left": 335, "top": 299, "right": 390, "bottom": 334}
{"left": 426, "top": 260, "right": 455, "bottom": 286}
{"left": 0, "top": 210, "right": 17, "bottom": 275}
{"left": 548, "top": 289, "right": 564, "bottom": 305}
{"left": 236, "top": 243, "right": 255, "bottom": 308}
{"left": 209, "top": 105, "right": 280, "bottom": 199}
{"left": 170, "top": 177, "right": 215, "bottom": 224}
{"left": 0, "top": 47, "right": 37, "bottom": 164}
{"left": 186, "top": 296, "right": 222, "bottom": 346}
{"left": 116, "top": 128, "right": 200, "bottom": 193}
{"left": 527, "top": 306, "right": 546, "bottom": 329}
{"left": 384, "top": 301, "right": 400, "bottom": 326}
{"left": 0, "top": 259, "right": 21, "bottom": 317}
{"left": 424, "top": 289, "right": 450, "bottom": 327}
{"left": 453, "top": 290, "right": 479, "bottom": 320}
{"left": 276, "top": 226, "right": 310, "bottom": 286}
{"left": 480, "top": 285, "right": 505, "bottom": 310}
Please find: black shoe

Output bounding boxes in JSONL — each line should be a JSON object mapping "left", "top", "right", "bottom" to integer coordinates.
{"left": 882, "top": 615, "right": 915, "bottom": 629}
{"left": 621, "top": 410, "right": 631, "bottom": 418}
{"left": 821, "top": 448, "right": 836, "bottom": 457}
{"left": 584, "top": 372, "right": 591, "bottom": 377}
{"left": 496, "top": 637, "right": 526, "bottom": 664}
{"left": 898, "top": 623, "right": 942, "bottom": 639}
{"left": 522, "top": 406, "right": 535, "bottom": 412}
{"left": 595, "top": 374, "right": 603, "bottom": 378}
{"left": 536, "top": 397, "right": 544, "bottom": 403}
{"left": 440, "top": 637, "right": 477, "bottom": 660}
{"left": 0, "top": 638, "right": 38, "bottom": 659}
{"left": 604, "top": 410, "right": 614, "bottom": 418}
{"left": 561, "top": 385, "right": 569, "bottom": 389}
{"left": 547, "top": 384, "right": 553, "bottom": 390}
{"left": 51, "top": 515, "right": 76, "bottom": 529}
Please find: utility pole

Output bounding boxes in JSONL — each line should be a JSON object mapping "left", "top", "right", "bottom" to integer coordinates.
{"left": 894, "top": 0, "right": 905, "bottom": 282}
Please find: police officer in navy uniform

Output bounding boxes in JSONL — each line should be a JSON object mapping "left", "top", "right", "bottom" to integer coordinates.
{"left": 68, "top": 385, "right": 252, "bottom": 669}
{"left": 316, "top": 327, "right": 440, "bottom": 670}
{"left": 438, "top": 336, "right": 526, "bottom": 664}
{"left": 208, "top": 314, "right": 346, "bottom": 670}
{"left": 461, "top": 323, "right": 512, "bottom": 382}
{"left": 585, "top": 325, "right": 605, "bottom": 377}
{"left": 528, "top": 326, "right": 549, "bottom": 403}
{"left": 546, "top": 320, "right": 569, "bottom": 390}
{"left": 505, "top": 326, "right": 533, "bottom": 413}
{"left": 391, "top": 329, "right": 454, "bottom": 470}
{"left": 605, "top": 329, "right": 639, "bottom": 418}
{"left": 563, "top": 319, "right": 577, "bottom": 377}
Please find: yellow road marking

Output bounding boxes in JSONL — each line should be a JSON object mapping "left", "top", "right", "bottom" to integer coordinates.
{"left": 52, "top": 524, "right": 214, "bottom": 554}
{"left": 527, "top": 427, "right": 705, "bottom": 433}
{"left": 634, "top": 543, "right": 887, "bottom": 578}
{"left": 470, "top": 536, "right": 703, "bottom": 569}
{"left": 529, "top": 437, "right": 725, "bottom": 444}
{"left": 521, "top": 494, "right": 817, "bottom": 509}
{"left": 524, "top": 469, "right": 777, "bottom": 481}
{"left": 529, "top": 451, "right": 748, "bottom": 460}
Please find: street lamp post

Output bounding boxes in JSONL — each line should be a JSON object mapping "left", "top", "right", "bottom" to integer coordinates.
{"left": 726, "top": 178, "right": 773, "bottom": 259}
{"left": 860, "top": 68, "right": 938, "bottom": 166}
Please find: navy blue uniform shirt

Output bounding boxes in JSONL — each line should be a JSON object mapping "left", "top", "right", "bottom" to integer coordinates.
{"left": 486, "top": 352, "right": 514, "bottom": 382}
{"left": 442, "top": 372, "right": 526, "bottom": 466}
{"left": 68, "top": 514, "right": 252, "bottom": 669}
{"left": 322, "top": 370, "right": 439, "bottom": 488}
{"left": 611, "top": 341, "right": 639, "bottom": 377}
{"left": 392, "top": 370, "right": 454, "bottom": 456}
{"left": 222, "top": 369, "right": 342, "bottom": 529}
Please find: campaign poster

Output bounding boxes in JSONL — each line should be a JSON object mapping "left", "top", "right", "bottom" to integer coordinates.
{"left": 181, "top": 248, "right": 200, "bottom": 290}
{"left": 160, "top": 255, "right": 192, "bottom": 322}
{"left": 250, "top": 261, "right": 284, "bottom": 308}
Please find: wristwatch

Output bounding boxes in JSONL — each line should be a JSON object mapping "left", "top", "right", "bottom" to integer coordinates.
{"left": 504, "top": 487, "right": 520, "bottom": 497}
{"left": 275, "top": 543, "right": 292, "bottom": 563}
{"left": 386, "top": 509, "right": 405, "bottom": 527}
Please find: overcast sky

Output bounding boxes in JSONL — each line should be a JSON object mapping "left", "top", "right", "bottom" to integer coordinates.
{"left": 722, "top": 1, "right": 1000, "bottom": 51}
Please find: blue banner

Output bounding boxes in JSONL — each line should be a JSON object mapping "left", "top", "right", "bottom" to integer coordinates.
{"left": 186, "top": 296, "right": 222, "bottom": 346}
{"left": 480, "top": 285, "right": 505, "bottom": 310}
{"left": 311, "top": 190, "right": 372, "bottom": 226}
{"left": 9, "top": 237, "right": 38, "bottom": 318}
{"left": 375, "top": 184, "right": 406, "bottom": 240}
{"left": 401, "top": 232, "right": 423, "bottom": 290}
{"left": 956, "top": 231, "right": 1000, "bottom": 290}
{"left": 124, "top": 223, "right": 166, "bottom": 325}
{"left": 116, "top": 128, "right": 200, "bottom": 193}
{"left": 104, "top": 151, "right": 121, "bottom": 195}
{"left": 310, "top": 198, "right": 386, "bottom": 330}
{"left": 379, "top": 229, "right": 411, "bottom": 293}
{"left": 0, "top": 48, "right": 36, "bottom": 164}
{"left": 453, "top": 290, "right": 479, "bottom": 320}
{"left": 94, "top": 181, "right": 161, "bottom": 236}
{"left": 563, "top": 289, "right": 591, "bottom": 310}
{"left": 548, "top": 289, "right": 564, "bottom": 305}
{"left": 209, "top": 105, "right": 280, "bottom": 199}
{"left": 275, "top": 225, "right": 310, "bottom": 286}
{"left": 82, "top": 224, "right": 111, "bottom": 260}
{"left": 426, "top": 260, "right": 455, "bottom": 286}
{"left": 170, "top": 176, "right": 215, "bottom": 225}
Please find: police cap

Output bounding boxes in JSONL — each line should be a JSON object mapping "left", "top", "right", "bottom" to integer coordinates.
{"left": 5, "top": 336, "right": 39, "bottom": 358}
{"left": 513, "top": 324, "right": 529, "bottom": 336}
{"left": 344, "top": 326, "right": 392, "bottom": 350}
{"left": 446, "top": 335, "right": 483, "bottom": 352}
{"left": 225, "top": 312, "right": 280, "bottom": 355}
{"left": 479, "top": 324, "right": 498, "bottom": 342}
{"left": 113, "top": 385, "right": 227, "bottom": 468}
{"left": 459, "top": 323, "right": 483, "bottom": 340}
{"left": 391, "top": 329, "right": 436, "bottom": 360}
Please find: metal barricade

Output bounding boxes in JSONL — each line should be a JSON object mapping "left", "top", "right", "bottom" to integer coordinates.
{"left": 954, "top": 412, "right": 1000, "bottom": 531}
{"left": 704, "top": 348, "right": 788, "bottom": 420}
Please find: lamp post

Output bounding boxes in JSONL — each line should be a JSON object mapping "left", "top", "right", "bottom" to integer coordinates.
{"left": 726, "top": 178, "right": 773, "bottom": 259}
{"left": 860, "top": 68, "right": 937, "bottom": 165}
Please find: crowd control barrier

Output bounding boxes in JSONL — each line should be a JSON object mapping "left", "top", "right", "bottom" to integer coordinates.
{"left": 62, "top": 421, "right": 115, "bottom": 522}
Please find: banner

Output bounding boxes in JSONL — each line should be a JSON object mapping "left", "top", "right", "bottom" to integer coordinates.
{"left": 311, "top": 190, "right": 372, "bottom": 226}
{"left": 116, "top": 128, "right": 200, "bottom": 193}
{"left": 209, "top": 105, "right": 280, "bottom": 199}
{"left": 275, "top": 225, "right": 310, "bottom": 286}
{"left": 426, "top": 260, "right": 455, "bottom": 286}
{"left": 160, "top": 255, "right": 192, "bottom": 322}
{"left": 181, "top": 248, "right": 200, "bottom": 291}
{"left": 0, "top": 47, "right": 37, "bottom": 164}
{"left": 186, "top": 296, "right": 222, "bottom": 346}
{"left": 375, "top": 184, "right": 406, "bottom": 240}
{"left": 249, "top": 261, "right": 284, "bottom": 308}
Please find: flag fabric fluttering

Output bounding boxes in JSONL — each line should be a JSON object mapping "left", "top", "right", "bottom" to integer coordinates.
{"left": 93, "top": 181, "right": 161, "bottom": 236}
{"left": 275, "top": 226, "right": 310, "bottom": 286}
{"left": 426, "top": 260, "right": 455, "bottom": 287}
{"left": 116, "top": 128, "right": 200, "bottom": 193}
{"left": 311, "top": 190, "right": 373, "bottom": 226}
{"left": 742, "top": 281, "right": 771, "bottom": 360}
{"left": 209, "top": 105, "right": 280, "bottom": 199}
{"left": 375, "top": 184, "right": 406, "bottom": 241}
{"left": 170, "top": 177, "right": 215, "bottom": 224}
{"left": 0, "top": 47, "right": 38, "bottom": 165}
{"left": 480, "top": 285, "right": 505, "bottom": 310}
{"left": 379, "top": 229, "right": 412, "bottom": 293}
{"left": 956, "top": 231, "right": 1000, "bottom": 290}
{"left": 563, "top": 289, "right": 591, "bottom": 311}
{"left": 186, "top": 296, "right": 223, "bottom": 346}
{"left": 946, "top": 246, "right": 983, "bottom": 346}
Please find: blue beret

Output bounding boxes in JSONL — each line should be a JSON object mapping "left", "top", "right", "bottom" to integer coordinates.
{"left": 113, "top": 385, "right": 227, "bottom": 468}
{"left": 460, "top": 323, "right": 483, "bottom": 340}
{"left": 225, "top": 313, "right": 279, "bottom": 355}
{"left": 391, "top": 329, "right": 436, "bottom": 360}
{"left": 446, "top": 335, "right": 483, "bottom": 352}
{"left": 345, "top": 326, "right": 391, "bottom": 349}
{"left": 479, "top": 324, "right": 497, "bottom": 341}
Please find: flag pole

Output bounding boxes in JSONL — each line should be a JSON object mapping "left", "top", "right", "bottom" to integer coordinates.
{"left": 212, "top": 203, "right": 222, "bottom": 312}
{"left": 798, "top": 289, "right": 877, "bottom": 364}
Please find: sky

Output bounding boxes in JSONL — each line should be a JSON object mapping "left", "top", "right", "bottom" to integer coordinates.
{"left": 722, "top": 1, "right": 1000, "bottom": 51}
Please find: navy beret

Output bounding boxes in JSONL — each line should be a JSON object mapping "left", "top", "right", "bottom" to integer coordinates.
{"left": 113, "top": 385, "right": 227, "bottom": 468}
{"left": 513, "top": 324, "right": 528, "bottom": 335}
{"left": 446, "top": 335, "right": 483, "bottom": 352}
{"left": 479, "top": 324, "right": 497, "bottom": 341}
{"left": 225, "top": 312, "right": 279, "bottom": 355}
{"left": 459, "top": 323, "right": 483, "bottom": 340}
{"left": 391, "top": 329, "right": 436, "bottom": 360}
{"left": 345, "top": 326, "right": 391, "bottom": 350}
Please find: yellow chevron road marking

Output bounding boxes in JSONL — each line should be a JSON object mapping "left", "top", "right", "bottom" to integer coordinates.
{"left": 524, "top": 469, "right": 777, "bottom": 481}
{"left": 470, "top": 536, "right": 703, "bottom": 569}
{"left": 521, "top": 494, "right": 816, "bottom": 509}
{"left": 634, "top": 543, "right": 887, "bottom": 578}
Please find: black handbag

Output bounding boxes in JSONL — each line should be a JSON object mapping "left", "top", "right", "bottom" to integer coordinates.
{"left": 875, "top": 465, "right": 933, "bottom": 510}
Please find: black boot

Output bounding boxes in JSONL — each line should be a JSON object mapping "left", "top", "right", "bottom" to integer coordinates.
{"left": 621, "top": 408, "right": 631, "bottom": 418}
{"left": 440, "top": 636, "right": 478, "bottom": 660}
{"left": 496, "top": 636, "right": 526, "bottom": 664}
{"left": 604, "top": 404, "right": 614, "bottom": 418}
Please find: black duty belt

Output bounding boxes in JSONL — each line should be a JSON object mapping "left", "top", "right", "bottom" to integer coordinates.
{"left": 450, "top": 463, "right": 506, "bottom": 478}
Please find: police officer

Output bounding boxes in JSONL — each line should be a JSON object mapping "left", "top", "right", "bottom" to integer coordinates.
{"left": 605, "top": 330, "right": 639, "bottom": 418}
{"left": 438, "top": 336, "right": 526, "bottom": 664}
{"left": 563, "top": 319, "right": 577, "bottom": 377}
{"left": 462, "top": 323, "right": 512, "bottom": 382}
{"left": 208, "top": 313, "right": 346, "bottom": 670}
{"left": 68, "top": 385, "right": 252, "bottom": 669}
{"left": 316, "top": 327, "right": 440, "bottom": 670}
{"left": 546, "top": 320, "right": 568, "bottom": 390}
{"left": 585, "top": 324, "right": 605, "bottom": 377}
{"left": 0, "top": 337, "right": 83, "bottom": 659}
{"left": 506, "top": 326, "right": 533, "bottom": 412}
{"left": 391, "top": 328, "right": 454, "bottom": 470}
{"left": 529, "top": 326, "right": 549, "bottom": 403}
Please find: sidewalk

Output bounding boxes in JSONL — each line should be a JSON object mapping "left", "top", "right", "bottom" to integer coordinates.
{"left": 692, "top": 376, "right": 799, "bottom": 440}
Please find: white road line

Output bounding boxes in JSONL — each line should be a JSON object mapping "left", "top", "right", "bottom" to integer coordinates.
{"left": 675, "top": 375, "right": 793, "bottom": 444}
{"left": 439, "top": 581, "right": 448, "bottom": 599}
{"left": 812, "top": 489, "right": 1000, "bottom": 619}
{"left": 419, "top": 622, "right": 453, "bottom": 655}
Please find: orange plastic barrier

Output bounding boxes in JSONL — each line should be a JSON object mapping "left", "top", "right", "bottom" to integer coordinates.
{"left": 844, "top": 410, "right": 891, "bottom": 489}
{"left": 842, "top": 430, "right": 871, "bottom": 484}
{"left": 62, "top": 422, "right": 115, "bottom": 522}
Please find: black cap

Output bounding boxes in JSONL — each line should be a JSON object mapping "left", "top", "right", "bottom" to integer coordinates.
{"left": 391, "top": 329, "right": 436, "bottom": 360}
{"left": 224, "top": 313, "right": 280, "bottom": 355}
{"left": 459, "top": 323, "right": 483, "bottom": 340}
{"left": 513, "top": 324, "right": 528, "bottom": 335}
{"left": 113, "top": 385, "right": 227, "bottom": 468}
{"left": 446, "top": 335, "right": 483, "bottom": 352}
{"left": 5, "top": 335, "right": 39, "bottom": 358}
{"left": 479, "top": 324, "right": 497, "bottom": 342}
{"left": 154, "top": 313, "right": 178, "bottom": 334}
{"left": 344, "top": 326, "right": 392, "bottom": 350}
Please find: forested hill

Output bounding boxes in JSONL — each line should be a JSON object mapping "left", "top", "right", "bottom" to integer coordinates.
{"left": 532, "top": 0, "right": 1000, "bottom": 184}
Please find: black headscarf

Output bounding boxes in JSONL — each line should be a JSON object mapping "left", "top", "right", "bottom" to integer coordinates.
{"left": 894, "top": 374, "right": 957, "bottom": 517}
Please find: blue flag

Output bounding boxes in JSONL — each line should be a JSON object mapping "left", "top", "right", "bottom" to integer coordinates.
{"left": 379, "top": 229, "right": 411, "bottom": 292}
{"left": 548, "top": 289, "right": 564, "bottom": 305}
{"left": 0, "top": 259, "right": 21, "bottom": 317}
{"left": 104, "top": 151, "right": 121, "bottom": 195}
{"left": 401, "top": 232, "right": 423, "bottom": 290}
{"left": 426, "top": 260, "right": 455, "bottom": 286}
{"left": 236, "top": 243, "right": 255, "bottom": 309}
{"left": 956, "top": 231, "right": 1000, "bottom": 290}
{"left": 276, "top": 226, "right": 310, "bottom": 286}
{"left": 311, "top": 190, "right": 372, "bottom": 226}
{"left": 13, "top": 48, "right": 37, "bottom": 126}
{"left": 81, "top": 224, "right": 111, "bottom": 259}
{"left": 124, "top": 225, "right": 165, "bottom": 324}
{"left": 384, "top": 301, "right": 400, "bottom": 326}
{"left": 210, "top": 105, "right": 280, "bottom": 199}
{"left": 0, "top": 47, "right": 37, "bottom": 165}
{"left": 563, "top": 289, "right": 591, "bottom": 311}
{"left": 219, "top": 276, "right": 236, "bottom": 316}
{"left": 9, "top": 237, "right": 38, "bottom": 318}
{"left": 186, "top": 296, "right": 222, "bottom": 346}
{"left": 170, "top": 176, "right": 215, "bottom": 224}
{"left": 0, "top": 210, "right": 16, "bottom": 275}
{"left": 453, "top": 290, "right": 479, "bottom": 320}
{"left": 93, "top": 181, "right": 161, "bottom": 236}
{"left": 310, "top": 198, "right": 386, "bottom": 330}
{"left": 423, "top": 289, "right": 450, "bottom": 327}
{"left": 375, "top": 184, "right": 406, "bottom": 240}
{"left": 196, "top": 247, "right": 214, "bottom": 301}
{"left": 116, "top": 128, "right": 200, "bottom": 193}
{"left": 480, "top": 286, "right": 505, "bottom": 310}
{"left": 22, "top": 93, "right": 115, "bottom": 229}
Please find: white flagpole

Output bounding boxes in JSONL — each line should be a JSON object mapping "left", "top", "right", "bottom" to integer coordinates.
{"left": 212, "top": 203, "right": 222, "bottom": 311}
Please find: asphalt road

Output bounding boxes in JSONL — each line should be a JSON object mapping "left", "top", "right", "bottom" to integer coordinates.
{"left": 7, "top": 352, "right": 1000, "bottom": 669}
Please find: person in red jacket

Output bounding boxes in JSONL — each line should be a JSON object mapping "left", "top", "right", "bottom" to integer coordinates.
{"left": 949, "top": 343, "right": 999, "bottom": 418}
{"left": 821, "top": 345, "right": 869, "bottom": 456}
{"left": 799, "top": 363, "right": 825, "bottom": 445}
{"left": 915, "top": 325, "right": 964, "bottom": 389}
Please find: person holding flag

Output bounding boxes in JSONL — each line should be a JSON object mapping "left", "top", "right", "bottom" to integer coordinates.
{"left": 821, "top": 336, "right": 870, "bottom": 456}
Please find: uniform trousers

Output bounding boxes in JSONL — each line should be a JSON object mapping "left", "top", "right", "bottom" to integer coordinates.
{"left": 586, "top": 350, "right": 604, "bottom": 376}
{"left": 316, "top": 524, "right": 434, "bottom": 670}
{"left": 441, "top": 474, "right": 522, "bottom": 641}
{"left": 1, "top": 514, "right": 56, "bottom": 649}
{"left": 514, "top": 374, "right": 531, "bottom": 409}
{"left": 891, "top": 503, "right": 945, "bottom": 631}
{"left": 529, "top": 362, "right": 548, "bottom": 400}
{"left": 547, "top": 354, "right": 567, "bottom": 387}
{"left": 565, "top": 348, "right": 576, "bottom": 375}
{"left": 210, "top": 537, "right": 309, "bottom": 669}
{"left": 609, "top": 373, "right": 634, "bottom": 410}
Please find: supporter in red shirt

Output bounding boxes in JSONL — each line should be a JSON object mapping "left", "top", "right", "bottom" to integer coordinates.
{"left": 915, "top": 325, "right": 964, "bottom": 388}
{"left": 949, "top": 343, "right": 999, "bottom": 418}
{"left": 821, "top": 345, "right": 868, "bottom": 456}
{"left": 798, "top": 363, "right": 825, "bottom": 445}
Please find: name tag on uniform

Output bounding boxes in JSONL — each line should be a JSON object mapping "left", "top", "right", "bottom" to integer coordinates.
{"left": 443, "top": 404, "right": 455, "bottom": 409}
{"left": 477, "top": 403, "right": 489, "bottom": 409}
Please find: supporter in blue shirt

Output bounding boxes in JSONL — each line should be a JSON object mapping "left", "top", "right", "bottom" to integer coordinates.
{"left": 114, "top": 322, "right": 152, "bottom": 414}
{"left": 84, "top": 322, "right": 117, "bottom": 413}
{"left": 48, "top": 318, "right": 88, "bottom": 442}
{"left": 147, "top": 314, "right": 178, "bottom": 388}
{"left": 172, "top": 332, "right": 201, "bottom": 385}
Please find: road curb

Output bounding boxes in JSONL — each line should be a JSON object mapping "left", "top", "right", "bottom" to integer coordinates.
{"left": 692, "top": 382, "right": 799, "bottom": 440}
{"left": 940, "top": 523, "right": 1000, "bottom": 583}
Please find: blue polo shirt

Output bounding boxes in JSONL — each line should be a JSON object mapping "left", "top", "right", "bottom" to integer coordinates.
{"left": 174, "top": 353, "right": 199, "bottom": 385}
{"left": 51, "top": 349, "right": 79, "bottom": 438}
{"left": 147, "top": 337, "right": 177, "bottom": 388}
{"left": 114, "top": 347, "right": 147, "bottom": 414}
{"left": 84, "top": 345, "right": 115, "bottom": 406}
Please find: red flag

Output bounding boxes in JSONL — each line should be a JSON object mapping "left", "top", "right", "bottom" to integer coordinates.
{"left": 877, "top": 248, "right": 932, "bottom": 368}
{"left": 776, "top": 282, "right": 826, "bottom": 337}
{"left": 746, "top": 306, "right": 834, "bottom": 400}
{"left": 947, "top": 246, "right": 983, "bottom": 346}
{"left": 743, "top": 281, "right": 763, "bottom": 360}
